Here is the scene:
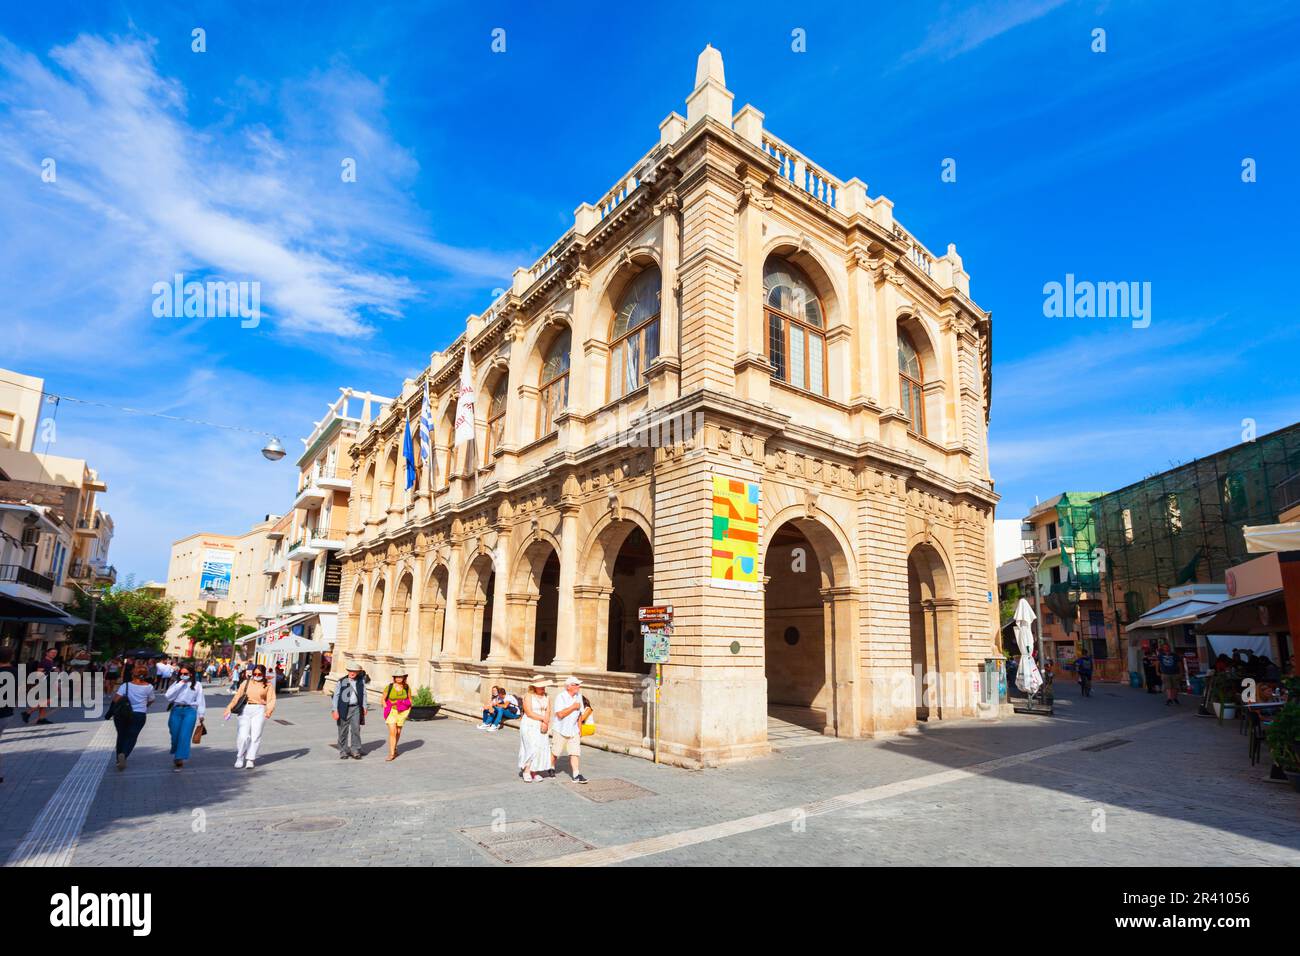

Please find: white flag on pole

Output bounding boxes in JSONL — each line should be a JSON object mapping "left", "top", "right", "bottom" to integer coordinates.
{"left": 453, "top": 346, "right": 475, "bottom": 445}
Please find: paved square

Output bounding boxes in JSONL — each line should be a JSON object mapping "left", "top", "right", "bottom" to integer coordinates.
{"left": 2, "top": 681, "right": 1297, "bottom": 866}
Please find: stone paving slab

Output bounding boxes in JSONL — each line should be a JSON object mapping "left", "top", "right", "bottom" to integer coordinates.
{"left": 0, "top": 682, "right": 1296, "bottom": 866}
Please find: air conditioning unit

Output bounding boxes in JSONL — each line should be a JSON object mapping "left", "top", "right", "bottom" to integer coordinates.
{"left": 20, "top": 527, "right": 39, "bottom": 547}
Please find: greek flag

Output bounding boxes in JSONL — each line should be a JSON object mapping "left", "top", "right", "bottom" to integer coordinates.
{"left": 420, "top": 376, "right": 433, "bottom": 467}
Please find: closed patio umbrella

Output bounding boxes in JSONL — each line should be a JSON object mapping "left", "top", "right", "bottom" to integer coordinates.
{"left": 1013, "top": 598, "right": 1043, "bottom": 695}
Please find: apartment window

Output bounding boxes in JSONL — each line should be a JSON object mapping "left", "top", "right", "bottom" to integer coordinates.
{"left": 484, "top": 377, "right": 508, "bottom": 463}
{"left": 1164, "top": 493, "right": 1183, "bottom": 534}
{"left": 538, "top": 329, "right": 571, "bottom": 436}
{"left": 1222, "top": 473, "right": 1248, "bottom": 521}
{"left": 764, "top": 257, "right": 826, "bottom": 395}
{"left": 1046, "top": 521, "right": 1058, "bottom": 549}
{"left": 1121, "top": 508, "right": 1134, "bottom": 543}
{"left": 1049, "top": 565, "right": 1062, "bottom": 587}
{"left": 0, "top": 411, "right": 15, "bottom": 448}
{"left": 897, "top": 331, "right": 925, "bottom": 436}
{"left": 609, "top": 267, "right": 661, "bottom": 401}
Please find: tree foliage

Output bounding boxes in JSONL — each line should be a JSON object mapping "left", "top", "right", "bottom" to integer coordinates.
{"left": 180, "top": 610, "right": 256, "bottom": 652}
{"left": 70, "top": 585, "right": 174, "bottom": 657}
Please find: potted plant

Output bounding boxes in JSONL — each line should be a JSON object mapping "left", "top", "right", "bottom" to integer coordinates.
{"left": 1265, "top": 682, "right": 1300, "bottom": 791}
{"left": 1210, "top": 671, "right": 1240, "bottom": 723}
{"left": 408, "top": 686, "right": 441, "bottom": 720}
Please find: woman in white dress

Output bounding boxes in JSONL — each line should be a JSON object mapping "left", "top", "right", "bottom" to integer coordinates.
{"left": 517, "top": 676, "right": 551, "bottom": 783}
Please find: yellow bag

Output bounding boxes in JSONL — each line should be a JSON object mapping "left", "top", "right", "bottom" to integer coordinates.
{"left": 581, "top": 717, "right": 596, "bottom": 737}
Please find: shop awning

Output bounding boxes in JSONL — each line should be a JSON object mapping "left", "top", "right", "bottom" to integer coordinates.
{"left": 235, "top": 613, "right": 314, "bottom": 644}
{"left": 1244, "top": 522, "right": 1300, "bottom": 553}
{"left": 0, "top": 593, "right": 85, "bottom": 625}
{"left": 1194, "top": 587, "right": 1285, "bottom": 634}
{"left": 1124, "top": 593, "right": 1228, "bottom": 633}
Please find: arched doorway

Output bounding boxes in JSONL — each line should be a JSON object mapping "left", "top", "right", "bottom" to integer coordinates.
{"left": 607, "top": 526, "right": 652, "bottom": 674}
{"left": 420, "top": 565, "right": 448, "bottom": 658}
{"left": 458, "top": 552, "right": 495, "bottom": 662}
{"left": 479, "top": 571, "right": 495, "bottom": 661}
{"left": 907, "top": 542, "right": 955, "bottom": 721}
{"left": 367, "top": 578, "right": 385, "bottom": 651}
{"left": 391, "top": 571, "right": 413, "bottom": 654}
{"left": 533, "top": 553, "right": 560, "bottom": 666}
{"left": 346, "top": 583, "right": 363, "bottom": 655}
{"left": 764, "top": 521, "right": 830, "bottom": 731}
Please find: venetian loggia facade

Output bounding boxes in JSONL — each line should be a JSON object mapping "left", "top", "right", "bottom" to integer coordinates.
{"left": 330, "top": 47, "right": 1000, "bottom": 767}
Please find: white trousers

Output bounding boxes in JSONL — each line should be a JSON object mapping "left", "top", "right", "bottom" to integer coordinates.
{"left": 236, "top": 704, "right": 267, "bottom": 761}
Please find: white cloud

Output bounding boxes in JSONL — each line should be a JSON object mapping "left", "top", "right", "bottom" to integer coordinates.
{"left": 0, "top": 32, "right": 516, "bottom": 346}
{"left": 903, "top": 0, "right": 1069, "bottom": 63}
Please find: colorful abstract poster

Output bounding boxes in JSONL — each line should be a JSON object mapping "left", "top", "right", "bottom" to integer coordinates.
{"left": 199, "top": 547, "right": 234, "bottom": 595}
{"left": 710, "top": 475, "right": 760, "bottom": 590}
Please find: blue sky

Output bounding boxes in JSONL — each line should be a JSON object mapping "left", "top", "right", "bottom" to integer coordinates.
{"left": 2, "top": 0, "right": 1298, "bottom": 582}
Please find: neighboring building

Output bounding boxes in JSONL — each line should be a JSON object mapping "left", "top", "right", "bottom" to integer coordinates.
{"left": 1019, "top": 492, "right": 1111, "bottom": 669}
{"left": 0, "top": 368, "right": 113, "bottom": 657}
{"left": 331, "top": 47, "right": 999, "bottom": 767}
{"left": 251, "top": 388, "right": 390, "bottom": 657}
{"left": 1093, "top": 422, "right": 1300, "bottom": 671}
{"left": 162, "top": 518, "right": 280, "bottom": 655}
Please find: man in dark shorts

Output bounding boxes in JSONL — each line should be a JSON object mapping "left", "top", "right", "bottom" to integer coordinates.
{"left": 1158, "top": 643, "right": 1181, "bottom": 705}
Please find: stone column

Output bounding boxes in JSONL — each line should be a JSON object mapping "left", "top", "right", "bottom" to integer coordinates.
{"left": 551, "top": 487, "right": 581, "bottom": 671}
{"left": 822, "top": 585, "right": 862, "bottom": 737}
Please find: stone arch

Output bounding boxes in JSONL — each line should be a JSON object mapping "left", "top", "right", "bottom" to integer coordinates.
{"left": 366, "top": 575, "right": 387, "bottom": 652}
{"left": 459, "top": 548, "right": 498, "bottom": 662}
{"left": 362, "top": 461, "right": 377, "bottom": 522}
{"left": 760, "top": 237, "right": 845, "bottom": 330}
{"left": 594, "top": 248, "right": 664, "bottom": 341}
{"left": 509, "top": 534, "right": 561, "bottom": 666}
{"left": 581, "top": 515, "right": 654, "bottom": 674}
{"left": 378, "top": 443, "right": 399, "bottom": 516}
{"left": 345, "top": 580, "right": 364, "bottom": 656}
{"left": 390, "top": 568, "right": 414, "bottom": 655}
{"left": 896, "top": 310, "right": 945, "bottom": 441}
{"left": 907, "top": 540, "right": 957, "bottom": 721}
{"left": 419, "top": 561, "right": 450, "bottom": 658}
{"left": 763, "top": 513, "right": 858, "bottom": 736}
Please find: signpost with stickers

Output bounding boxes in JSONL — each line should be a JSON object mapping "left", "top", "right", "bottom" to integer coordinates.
{"left": 639, "top": 605, "right": 673, "bottom": 763}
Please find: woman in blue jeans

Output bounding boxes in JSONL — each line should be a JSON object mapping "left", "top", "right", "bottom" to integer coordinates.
{"left": 165, "top": 664, "right": 207, "bottom": 771}
{"left": 478, "top": 687, "right": 521, "bottom": 732}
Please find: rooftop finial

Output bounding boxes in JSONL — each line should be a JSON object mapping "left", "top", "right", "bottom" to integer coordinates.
{"left": 687, "top": 44, "right": 733, "bottom": 127}
{"left": 695, "top": 43, "right": 725, "bottom": 89}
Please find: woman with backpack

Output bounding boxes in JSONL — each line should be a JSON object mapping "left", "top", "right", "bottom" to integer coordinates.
{"left": 381, "top": 670, "right": 413, "bottom": 761}
{"left": 108, "top": 664, "right": 156, "bottom": 771}
{"left": 164, "top": 663, "right": 207, "bottom": 771}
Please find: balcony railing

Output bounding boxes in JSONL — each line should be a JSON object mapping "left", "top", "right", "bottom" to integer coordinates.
{"left": 892, "top": 224, "right": 934, "bottom": 277}
{"left": 762, "top": 133, "right": 841, "bottom": 210}
{"left": 0, "top": 564, "right": 54, "bottom": 594}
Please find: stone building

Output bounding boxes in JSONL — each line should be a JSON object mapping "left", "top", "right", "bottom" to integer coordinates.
{"left": 331, "top": 47, "right": 999, "bottom": 767}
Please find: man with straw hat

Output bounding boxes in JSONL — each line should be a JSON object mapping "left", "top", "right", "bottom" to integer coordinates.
{"left": 331, "top": 662, "right": 368, "bottom": 760}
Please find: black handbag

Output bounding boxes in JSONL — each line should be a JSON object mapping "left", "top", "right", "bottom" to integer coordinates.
{"left": 229, "top": 681, "right": 248, "bottom": 716}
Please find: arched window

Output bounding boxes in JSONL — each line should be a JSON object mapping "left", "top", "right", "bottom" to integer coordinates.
{"left": 538, "top": 329, "right": 571, "bottom": 436}
{"left": 898, "top": 330, "right": 925, "bottom": 436}
{"left": 764, "top": 257, "right": 826, "bottom": 394}
{"left": 484, "top": 376, "right": 508, "bottom": 464}
{"left": 441, "top": 407, "right": 456, "bottom": 487}
{"left": 609, "top": 268, "right": 661, "bottom": 401}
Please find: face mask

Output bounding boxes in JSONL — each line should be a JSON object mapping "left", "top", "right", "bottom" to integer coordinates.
{"left": 253, "top": 674, "right": 265, "bottom": 681}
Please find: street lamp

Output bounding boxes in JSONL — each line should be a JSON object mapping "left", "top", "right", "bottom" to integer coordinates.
{"left": 261, "top": 437, "right": 287, "bottom": 461}
{"left": 1020, "top": 535, "right": 1051, "bottom": 714}
{"left": 85, "top": 586, "right": 105, "bottom": 660}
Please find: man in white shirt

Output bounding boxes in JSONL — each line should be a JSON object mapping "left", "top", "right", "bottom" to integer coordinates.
{"left": 551, "top": 677, "right": 588, "bottom": 784}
